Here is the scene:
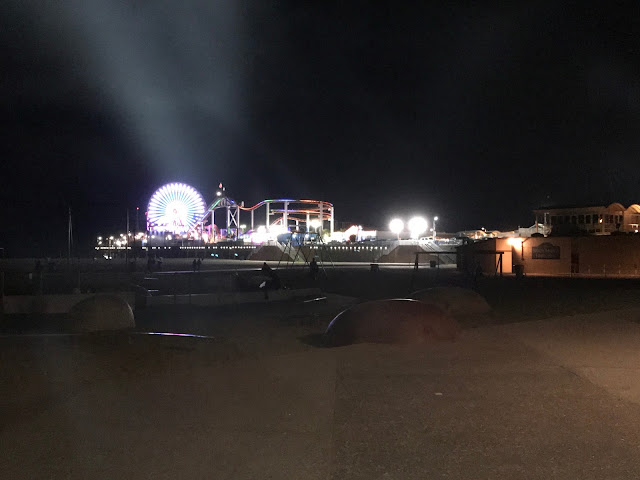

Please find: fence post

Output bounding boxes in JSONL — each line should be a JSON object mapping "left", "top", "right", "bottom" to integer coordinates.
{"left": 0, "top": 271, "right": 4, "bottom": 312}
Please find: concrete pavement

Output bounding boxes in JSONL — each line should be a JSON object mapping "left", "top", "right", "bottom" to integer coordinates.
{"left": 3, "top": 306, "right": 640, "bottom": 478}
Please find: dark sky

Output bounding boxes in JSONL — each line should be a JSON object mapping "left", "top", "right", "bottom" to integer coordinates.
{"left": 2, "top": 1, "right": 640, "bottom": 255}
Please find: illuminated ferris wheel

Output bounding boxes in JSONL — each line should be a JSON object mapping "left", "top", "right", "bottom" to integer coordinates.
{"left": 146, "top": 182, "right": 206, "bottom": 235}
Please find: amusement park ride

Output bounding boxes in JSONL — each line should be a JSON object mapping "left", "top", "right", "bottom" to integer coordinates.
{"left": 145, "top": 182, "right": 334, "bottom": 245}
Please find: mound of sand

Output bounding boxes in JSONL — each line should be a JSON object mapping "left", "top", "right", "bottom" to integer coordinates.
{"left": 70, "top": 295, "right": 135, "bottom": 333}
{"left": 248, "top": 246, "right": 293, "bottom": 262}
{"left": 376, "top": 245, "right": 424, "bottom": 264}
{"left": 324, "top": 299, "right": 460, "bottom": 347}
{"left": 410, "top": 286, "right": 491, "bottom": 318}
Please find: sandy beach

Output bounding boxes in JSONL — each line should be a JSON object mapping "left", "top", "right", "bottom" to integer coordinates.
{"left": 3, "top": 266, "right": 640, "bottom": 478}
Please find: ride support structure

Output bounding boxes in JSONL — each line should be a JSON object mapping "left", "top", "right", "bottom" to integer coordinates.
{"left": 193, "top": 189, "right": 334, "bottom": 242}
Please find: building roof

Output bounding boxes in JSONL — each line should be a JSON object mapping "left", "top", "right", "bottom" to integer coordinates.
{"left": 533, "top": 204, "right": 604, "bottom": 211}
{"left": 628, "top": 204, "right": 640, "bottom": 214}
{"left": 534, "top": 202, "right": 630, "bottom": 213}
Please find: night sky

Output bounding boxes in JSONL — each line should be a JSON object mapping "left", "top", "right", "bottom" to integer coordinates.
{"left": 2, "top": 2, "right": 640, "bottom": 255}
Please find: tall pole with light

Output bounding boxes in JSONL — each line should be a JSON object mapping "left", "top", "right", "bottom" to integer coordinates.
{"left": 389, "top": 218, "right": 404, "bottom": 241}
{"left": 309, "top": 219, "right": 321, "bottom": 240}
{"left": 67, "top": 207, "right": 72, "bottom": 264}
{"left": 135, "top": 207, "right": 139, "bottom": 261}
{"left": 408, "top": 216, "right": 428, "bottom": 240}
{"left": 125, "top": 209, "right": 129, "bottom": 266}
{"left": 432, "top": 216, "right": 439, "bottom": 240}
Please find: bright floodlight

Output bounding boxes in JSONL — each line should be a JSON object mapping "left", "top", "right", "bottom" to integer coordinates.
{"left": 507, "top": 237, "right": 523, "bottom": 248}
{"left": 389, "top": 218, "right": 404, "bottom": 235}
{"left": 408, "top": 216, "right": 428, "bottom": 239}
{"left": 147, "top": 182, "right": 206, "bottom": 234}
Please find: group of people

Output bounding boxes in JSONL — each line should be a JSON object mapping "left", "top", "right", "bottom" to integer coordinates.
{"left": 259, "top": 257, "right": 321, "bottom": 299}
{"left": 146, "top": 255, "right": 163, "bottom": 272}
{"left": 192, "top": 258, "right": 203, "bottom": 271}
{"left": 34, "top": 258, "right": 57, "bottom": 273}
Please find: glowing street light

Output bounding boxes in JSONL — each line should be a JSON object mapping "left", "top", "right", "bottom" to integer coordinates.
{"left": 389, "top": 218, "right": 404, "bottom": 240}
{"left": 432, "top": 216, "right": 439, "bottom": 240}
{"left": 408, "top": 216, "right": 428, "bottom": 239}
{"left": 309, "top": 219, "right": 322, "bottom": 232}
{"left": 507, "top": 237, "right": 523, "bottom": 248}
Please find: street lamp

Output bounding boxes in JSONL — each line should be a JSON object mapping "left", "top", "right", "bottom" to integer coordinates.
{"left": 432, "top": 216, "right": 439, "bottom": 240}
{"left": 408, "top": 216, "right": 428, "bottom": 239}
{"left": 309, "top": 219, "right": 321, "bottom": 233}
{"left": 389, "top": 218, "right": 404, "bottom": 240}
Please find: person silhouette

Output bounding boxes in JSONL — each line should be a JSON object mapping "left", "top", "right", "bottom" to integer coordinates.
{"left": 260, "top": 262, "right": 281, "bottom": 299}
{"left": 309, "top": 258, "right": 320, "bottom": 280}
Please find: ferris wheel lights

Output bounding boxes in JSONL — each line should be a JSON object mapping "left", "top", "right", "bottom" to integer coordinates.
{"left": 147, "top": 183, "right": 206, "bottom": 235}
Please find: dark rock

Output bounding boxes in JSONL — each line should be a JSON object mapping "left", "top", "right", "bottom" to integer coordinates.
{"left": 325, "top": 299, "right": 460, "bottom": 347}
{"left": 70, "top": 295, "right": 135, "bottom": 333}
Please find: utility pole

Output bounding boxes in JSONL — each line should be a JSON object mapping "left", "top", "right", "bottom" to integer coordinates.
{"left": 134, "top": 207, "right": 139, "bottom": 261}
{"left": 125, "top": 209, "right": 130, "bottom": 266}
{"left": 67, "top": 207, "right": 72, "bottom": 264}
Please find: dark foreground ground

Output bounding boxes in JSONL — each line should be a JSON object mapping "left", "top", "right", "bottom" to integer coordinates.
{"left": 3, "top": 264, "right": 640, "bottom": 478}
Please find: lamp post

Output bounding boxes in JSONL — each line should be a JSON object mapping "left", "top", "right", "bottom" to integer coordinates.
{"left": 135, "top": 207, "right": 139, "bottom": 260}
{"left": 309, "top": 219, "right": 321, "bottom": 240}
{"left": 408, "top": 216, "right": 428, "bottom": 240}
{"left": 389, "top": 218, "right": 404, "bottom": 241}
{"left": 432, "top": 216, "right": 439, "bottom": 240}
